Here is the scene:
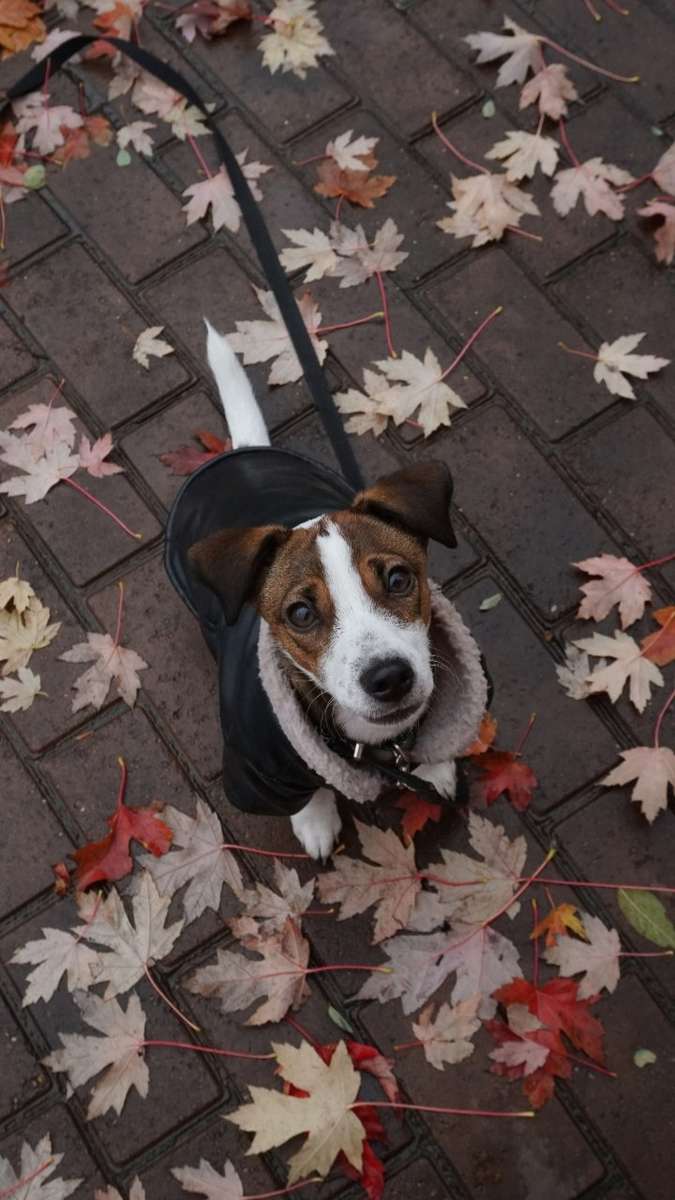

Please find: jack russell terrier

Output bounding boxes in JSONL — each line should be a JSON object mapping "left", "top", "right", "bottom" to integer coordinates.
{"left": 164, "top": 323, "right": 489, "bottom": 859}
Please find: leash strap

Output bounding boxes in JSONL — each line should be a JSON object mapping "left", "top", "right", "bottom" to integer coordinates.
{"left": 1, "top": 34, "right": 365, "bottom": 492}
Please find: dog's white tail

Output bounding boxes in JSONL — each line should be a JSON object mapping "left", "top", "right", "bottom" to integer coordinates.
{"left": 204, "top": 319, "right": 270, "bottom": 448}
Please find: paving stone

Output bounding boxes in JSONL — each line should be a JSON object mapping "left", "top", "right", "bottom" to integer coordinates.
{"left": 2, "top": 194, "right": 67, "bottom": 267}
{"left": 131, "top": 1115, "right": 278, "bottom": 1200}
{"left": 0, "top": 315, "right": 35, "bottom": 393}
{"left": 5, "top": 244, "right": 190, "bottom": 426}
{"left": 47, "top": 147, "right": 206, "bottom": 284}
{"left": 322, "top": 0, "right": 477, "bottom": 134}
{"left": 185, "top": 12, "right": 351, "bottom": 141}
{"left": 0, "top": 1103, "right": 105, "bottom": 1196}
{"left": 0, "top": 744, "right": 71, "bottom": 920}
{"left": 0, "top": 378, "right": 162, "bottom": 586}
{"left": 564, "top": 92, "right": 661, "bottom": 180}
{"left": 378, "top": 1158, "right": 462, "bottom": 1200}
{"left": 0, "top": 997, "right": 50, "bottom": 1122}
{"left": 452, "top": 576, "right": 620, "bottom": 811}
{"left": 564, "top": 407, "right": 675, "bottom": 592}
{"left": 120, "top": 389, "right": 226, "bottom": 510}
{"left": 87, "top": 553, "right": 223, "bottom": 781}
{"left": 274, "top": 410, "right": 402, "bottom": 483}
{"left": 423, "top": 251, "right": 615, "bottom": 438}
{"left": 428, "top": 404, "right": 611, "bottom": 615}
{"left": 142, "top": 247, "right": 315, "bottom": 431}
{"left": 0, "top": 521, "right": 88, "bottom": 752}
{"left": 553, "top": 243, "right": 675, "bottom": 419}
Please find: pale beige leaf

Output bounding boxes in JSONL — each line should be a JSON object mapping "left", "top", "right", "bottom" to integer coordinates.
{"left": 485, "top": 130, "right": 559, "bottom": 181}
{"left": 638, "top": 200, "right": 675, "bottom": 266}
{"left": 138, "top": 798, "right": 244, "bottom": 922}
{"left": 60, "top": 631, "right": 148, "bottom": 711}
{"left": 183, "top": 152, "right": 271, "bottom": 233}
{"left": 376, "top": 347, "right": 467, "bottom": 436}
{"left": 326, "top": 129, "right": 378, "bottom": 171}
{"left": 240, "top": 859, "right": 315, "bottom": 933}
{"left": 652, "top": 142, "right": 675, "bottom": 194}
{"left": 519, "top": 63, "right": 578, "bottom": 119}
{"left": 412, "top": 995, "right": 481, "bottom": 1070}
{"left": 132, "top": 326, "right": 174, "bottom": 370}
{"left": 593, "top": 333, "right": 669, "bottom": 400}
{"left": 0, "top": 595, "right": 60, "bottom": 675}
{"left": 0, "top": 665, "right": 41, "bottom": 712}
{"left": 0, "top": 571, "right": 35, "bottom": 614}
{"left": 12, "top": 926, "right": 101, "bottom": 1007}
{"left": 117, "top": 121, "right": 155, "bottom": 156}
{"left": 573, "top": 630, "right": 663, "bottom": 712}
{"left": 167, "top": 102, "right": 208, "bottom": 141}
{"left": 14, "top": 93, "right": 83, "bottom": 156}
{"left": 8, "top": 402, "right": 77, "bottom": 454}
{"left": 545, "top": 913, "right": 621, "bottom": 998}
{"left": 333, "top": 217, "right": 408, "bottom": 287}
{"left": 227, "top": 1039, "right": 364, "bottom": 1182}
{"left": 172, "top": 1158, "right": 243, "bottom": 1199}
{"left": 317, "top": 819, "right": 420, "bottom": 943}
{"left": 551, "top": 158, "right": 633, "bottom": 221}
{"left": 44, "top": 990, "right": 148, "bottom": 1120}
{"left": 574, "top": 553, "right": 651, "bottom": 628}
{"left": 0, "top": 441, "right": 79, "bottom": 504}
{"left": 335, "top": 368, "right": 391, "bottom": 437}
{"left": 556, "top": 644, "right": 596, "bottom": 700}
{"left": 260, "top": 0, "right": 334, "bottom": 79}
{"left": 602, "top": 745, "right": 675, "bottom": 823}
{"left": 96, "top": 1178, "right": 145, "bottom": 1200}
{"left": 227, "top": 287, "right": 327, "bottom": 385}
{"left": 465, "top": 16, "right": 541, "bottom": 87}
{"left": 490, "top": 1036, "right": 549, "bottom": 1074}
{"left": 507, "top": 1003, "right": 543, "bottom": 1036}
{"left": 280, "top": 227, "right": 338, "bottom": 281}
{"left": 78, "top": 433, "right": 124, "bottom": 479}
{"left": 0, "top": 1135, "right": 81, "bottom": 1200}
{"left": 439, "top": 171, "right": 539, "bottom": 247}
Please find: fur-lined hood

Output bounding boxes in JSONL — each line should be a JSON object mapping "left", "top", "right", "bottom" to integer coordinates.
{"left": 258, "top": 583, "right": 488, "bottom": 803}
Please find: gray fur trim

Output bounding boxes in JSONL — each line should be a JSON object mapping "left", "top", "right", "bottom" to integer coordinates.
{"left": 257, "top": 585, "right": 487, "bottom": 804}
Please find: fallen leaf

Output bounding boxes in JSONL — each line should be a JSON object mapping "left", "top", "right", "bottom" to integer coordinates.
{"left": 375, "top": 347, "right": 467, "bottom": 437}
{"left": 641, "top": 606, "right": 675, "bottom": 666}
{"left": 617, "top": 888, "right": 675, "bottom": 950}
{"left": 465, "top": 16, "right": 541, "bottom": 87}
{"left": 13, "top": 93, "right": 83, "bottom": 156}
{"left": 138, "top": 798, "right": 244, "bottom": 922}
{"left": 633, "top": 1048, "right": 657, "bottom": 1068}
{"left": 227, "top": 287, "right": 327, "bottom": 386}
{"left": 176, "top": 0, "right": 252, "bottom": 43}
{"left": 438, "top": 172, "right": 539, "bottom": 246}
{"left": 280, "top": 226, "right": 339, "bottom": 282}
{"left": 260, "top": 0, "right": 334, "bottom": 80}
{"left": 6, "top": 400, "right": 77, "bottom": 455}
{"left": 544, "top": 914, "right": 621, "bottom": 998}
{"left": 159, "top": 429, "right": 231, "bottom": 475}
{"left": 485, "top": 1011, "right": 567, "bottom": 1108}
{"left": 411, "top": 995, "right": 481, "bottom": 1069}
{"left": 240, "top": 860, "right": 315, "bottom": 933}
{"left": 574, "top": 552, "right": 651, "bottom": 628}
{"left": 44, "top": 989, "right": 148, "bottom": 1119}
{"left": 60, "top": 631, "right": 148, "bottom": 712}
{"left": 0, "top": 1136, "right": 80, "bottom": 1200}
{"left": 555, "top": 644, "right": 597, "bottom": 700}
{"left": 325, "top": 129, "right": 378, "bottom": 172}
{"left": 592, "top": 333, "right": 670, "bottom": 400}
{"left": 551, "top": 158, "right": 633, "bottom": 221}
{"left": 0, "top": 0, "right": 45, "bottom": 59}
{"left": 519, "top": 64, "right": 578, "bottom": 120}
{"left": 474, "top": 749, "right": 537, "bottom": 812}
{"left": 132, "top": 325, "right": 174, "bottom": 370}
{"left": 489, "top": 1031, "right": 550, "bottom": 1075}
{"left": 602, "top": 745, "right": 675, "bottom": 823}
{"left": 183, "top": 151, "right": 271, "bottom": 233}
{"left": 30, "top": 26, "right": 80, "bottom": 62}
{"left": 0, "top": 440, "right": 80, "bottom": 503}
{"left": 316, "top": 819, "right": 421, "bottom": 943}
{"left": 0, "top": 568, "right": 34, "bottom": 613}
{"left": 573, "top": 630, "right": 663, "bottom": 712}
{"left": 11, "top": 924, "right": 102, "bottom": 1006}
{"left": 333, "top": 218, "right": 408, "bottom": 287}
{"left": 96, "top": 1178, "right": 145, "bottom": 1200}
{"left": 70, "top": 782, "right": 172, "bottom": 892}
{"left": 315, "top": 158, "right": 396, "bottom": 208}
{"left": 639, "top": 200, "right": 675, "bottom": 266}
{"left": 531, "top": 903, "right": 587, "bottom": 948}
{"left": 0, "top": 664, "right": 41, "bottom": 711}
{"left": 78, "top": 432, "right": 124, "bottom": 479}
{"left": 394, "top": 790, "right": 442, "bottom": 842}
{"left": 227, "top": 1039, "right": 364, "bottom": 1182}
{"left": 335, "top": 368, "right": 393, "bottom": 438}
{"left": 465, "top": 712, "right": 498, "bottom": 756}
{"left": 485, "top": 130, "right": 559, "bottom": 181}
{"left": 651, "top": 141, "right": 675, "bottom": 193}
{"left": 479, "top": 591, "right": 503, "bottom": 611}
{"left": 494, "top": 976, "right": 605, "bottom": 1064}
{"left": 116, "top": 120, "right": 155, "bottom": 156}
{"left": 171, "top": 1157, "right": 245, "bottom": 1198}
{"left": 0, "top": 593, "right": 60, "bottom": 674}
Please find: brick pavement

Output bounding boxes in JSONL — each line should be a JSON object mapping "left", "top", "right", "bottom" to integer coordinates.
{"left": 0, "top": 1, "right": 674, "bottom": 1197}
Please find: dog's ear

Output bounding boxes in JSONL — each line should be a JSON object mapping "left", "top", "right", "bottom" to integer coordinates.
{"left": 351, "top": 461, "right": 457, "bottom": 548}
{"left": 188, "top": 525, "right": 290, "bottom": 624}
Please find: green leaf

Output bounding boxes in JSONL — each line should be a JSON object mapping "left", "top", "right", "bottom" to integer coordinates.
{"left": 327, "top": 1005, "right": 354, "bottom": 1035}
{"left": 633, "top": 1048, "right": 656, "bottom": 1068}
{"left": 481, "top": 99, "right": 496, "bottom": 119}
{"left": 116, "top": 148, "right": 132, "bottom": 168}
{"left": 479, "top": 592, "right": 502, "bottom": 612}
{"left": 23, "top": 164, "right": 46, "bottom": 190}
{"left": 618, "top": 889, "right": 675, "bottom": 950}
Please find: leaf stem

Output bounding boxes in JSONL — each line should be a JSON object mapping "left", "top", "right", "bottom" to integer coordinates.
{"left": 62, "top": 476, "right": 143, "bottom": 539}
{"left": 439, "top": 305, "right": 503, "bottom": 382}
{"left": 558, "top": 341, "right": 598, "bottom": 361}
{"left": 532, "top": 898, "right": 540, "bottom": 989}
{"left": 505, "top": 225, "right": 544, "bottom": 243}
{"left": 616, "top": 172, "right": 653, "bottom": 192}
{"left": 222, "top": 842, "right": 311, "bottom": 860}
{"left": 558, "top": 118, "right": 580, "bottom": 169}
{"left": 653, "top": 686, "right": 675, "bottom": 749}
{"left": 315, "top": 312, "right": 384, "bottom": 335}
{"left": 564, "top": 1050, "right": 616, "bottom": 1078}
{"left": 187, "top": 131, "right": 212, "bottom": 179}
{"left": 539, "top": 35, "right": 639, "bottom": 83}
{"left": 431, "top": 111, "right": 488, "bottom": 175}
{"left": 522, "top": 876, "right": 675, "bottom": 896}
{"left": 438, "top": 849, "right": 556, "bottom": 959}
{"left": 141, "top": 1038, "right": 275, "bottom": 1060}
{"left": 618, "top": 950, "right": 673, "bottom": 958}
{"left": 293, "top": 152, "right": 329, "bottom": 167}
{"left": 392, "top": 1038, "right": 425, "bottom": 1052}
{"left": 375, "top": 270, "right": 396, "bottom": 358}
{"left": 514, "top": 711, "right": 537, "bottom": 758}
{"left": 115, "top": 753, "right": 128, "bottom": 809}
{"left": 352, "top": 1100, "right": 534, "bottom": 1119}
{"left": 634, "top": 549, "right": 675, "bottom": 572}
{"left": 144, "top": 964, "right": 201, "bottom": 1033}
{"left": 243, "top": 1182, "right": 323, "bottom": 1200}
{"left": 113, "top": 581, "right": 125, "bottom": 650}
{"left": 0, "top": 1158, "right": 54, "bottom": 1199}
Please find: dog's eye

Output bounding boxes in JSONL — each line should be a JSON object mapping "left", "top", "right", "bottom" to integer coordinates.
{"left": 386, "top": 566, "right": 414, "bottom": 596}
{"left": 286, "top": 601, "right": 317, "bottom": 630}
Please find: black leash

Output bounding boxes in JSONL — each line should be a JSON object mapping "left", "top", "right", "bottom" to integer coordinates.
{"left": 1, "top": 34, "right": 365, "bottom": 492}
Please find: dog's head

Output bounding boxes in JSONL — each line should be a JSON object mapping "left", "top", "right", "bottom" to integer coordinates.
{"left": 188, "top": 462, "right": 456, "bottom": 743}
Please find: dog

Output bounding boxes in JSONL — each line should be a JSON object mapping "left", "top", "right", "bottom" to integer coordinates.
{"left": 165, "top": 323, "right": 488, "bottom": 859}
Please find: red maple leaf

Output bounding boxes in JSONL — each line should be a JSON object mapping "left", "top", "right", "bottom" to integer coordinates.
{"left": 85, "top": 0, "right": 136, "bottom": 58}
{"left": 159, "top": 429, "right": 231, "bottom": 476}
{"left": 494, "top": 977, "right": 605, "bottom": 1064}
{"left": 394, "top": 789, "right": 442, "bottom": 842}
{"left": 485, "top": 1017, "right": 571, "bottom": 1109}
{"left": 474, "top": 749, "right": 537, "bottom": 811}
{"left": 0, "top": 122, "right": 18, "bottom": 168}
{"left": 67, "top": 759, "right": 173, "bottom": 890}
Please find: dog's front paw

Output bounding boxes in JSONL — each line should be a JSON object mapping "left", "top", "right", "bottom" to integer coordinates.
{"left": 291, "top": 788, "right": 342, "bottom": 860}
{"left": 412, "top": 760, "right": 457, "bottom": 800}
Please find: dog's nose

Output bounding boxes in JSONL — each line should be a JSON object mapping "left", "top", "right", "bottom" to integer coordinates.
{"left": 360, "top": 657, "right": 414, "bottom": 703}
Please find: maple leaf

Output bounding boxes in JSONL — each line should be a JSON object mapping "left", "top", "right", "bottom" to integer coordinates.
{"left": 519, "top": 64, "right": 578, "bottom": 120}
{"left": 11, "top": 924, "right": 102, "bottom": 1006}
{"left": 0, "top": 664, "right": 41, "bottom": 711}
{"left": 555, "top": 645, "right": 598, "bottom": 700}
{"left": 652, "top": 141, "right": 675, "bottom": 193}
{"left": 132, "top": 325, "right": 174, "bottom": 370}
{"left": 7, "top": 401, "right": 77, "bottom": 455}
{"left": 78, "top": 432, "right": 124, "bottom": 479}
{"left": 185, "top": 916, "right": 310, "bottom": 1025}
{"left": 60, "top": 631, "right": 147, "bottom": 712}
{"left": 53, "top": 114, "right": 113, "bottom": 166}
{"left": 378, "top": 347, "right": 467, "bottom": 436}
{"left": 280, "top": 226, "right": 338, "bottom": 282}
{"left": 76, "top": 872, "right": 183, "bottom": 998}
{"left": 183, "top": 152, "right": 271, "bottom": 234}
{"left": 394, "top": 789, "right": 442, "bottom": 843}
{"left": 31, "top": 26, "right": 80, "bottom": 63}
{"left": 176, "top": 0, "right": 251, "bottom": 43}
{"left": 638, "top": 200, "right": 675, "bottom": 267}
{"left": 485, "top": 130, "right": 559, "bottom": 182}
{"left": 475, "top": 749, "right": 537, "bottom": 812}
{"left": 70, "top": 781, "right": 172, "bottom": 892}
{"left": 545, "top": 914, "right": 621, "bottom": 999}
{"left": 641, "top": 606, "right": 675, "bottom": 667}
{"left": 438, "top": 172, "right": 539, "bottom": 247}
{"left": 358, "top": 923, "right": 521, "bottom": 1018}
{"left": 260, "top": 0, "right": 334, "bottom": 80}
{"left": 465, "top": 711, "right": 498, "bottom": 756}
{"left": 591, "top": 333, "right": 670, "bottom": 400}
{"left": 326, "top": 129, "right": 378, "bottom": 172}
{"left": 486, "top": 1009, "right": 568, "bottom": 1108}
{"left": 13, "top": 93, "right": 83, "bottom": 156}
{"left": 0, "top": 568, "right": 34, "bottom": 613}
{"left": 531, "top": 903, "right": 587, "bottom": 948}
{"left": 317, "top": 820, "right": 420, "bottom": 944}
{"left": 0, "top": 440, "right": 80, "bottom": 503}
{"left": 602, "top": 746, "right": 675, "bottom": 823}
{"left": 574, "top": 552, "right": 651, "bottom": 628}
{"left": 96, "top": 1179, "right": 145, "bottom": 1200}
{"left": 494, "top": 976, "right": 605, "bottom": 1063}
{"left": 227, "top": 287, "right": 327, "bottom": 386}
{"left": 129, "top": 71, "right": 180, "bottom": 117}
{"left": 411, "top": 995, "right": 481, "bottom": 1070}
{"left": 335, "top": 368, "right": 392, "bottom": 437}
{"left": 159, "top": 430, "right": 231, "bottom": 476}
{"left": 333, "top": 218, "right": 408, "bottom": 287}
{"left": 489, "top": 1031, "right": 550, "bottom": 1075}
{"left": 228, "top": 1038, "right": 364, "bottom": 1182}
{"left": 0, "top": 0, "right": 45, "bottom": 59}
{"left": 0, "top": 1136, "right": 80, "bottom": 1200}
{"left": 44, "top": 989, "right": 148, "bottom": 1119}
{"left": 465, "top": 17, "right": 542, "bottom": 87}
{"left": 138, "top": 798, "right": 243, "bottom": 922}
{"left": 315, "top": 158, "right": 396, "bottom": 209}
{"left": 574, "top": 630, "right": 663, "bottom": 712}
{"left": 0, "top": 594, "right": 60, "bottom": 674}
{"left": 117, "top": 120, "right": 155, "bottom": 156}
{"left": 551, "top": 158, "right": 633, "bottom": 221}
{"left": 240, "top": 860, "right": 315, "bottom": 933}
{"left": 172, "top": 1157, "right": 245, "bottom": 1198}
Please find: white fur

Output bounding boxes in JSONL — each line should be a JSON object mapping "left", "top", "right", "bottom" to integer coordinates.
{"left": 316, "top": 521, "right": 433, "bottom": 743}
{"left": 291, "top": 787, "right": 342, "bottom": 859}
{"left": 413, "top": 759, "right": 457, "bottom": 799}
{"left": 205, "top": 320, "right": 270, "bottom": 448}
